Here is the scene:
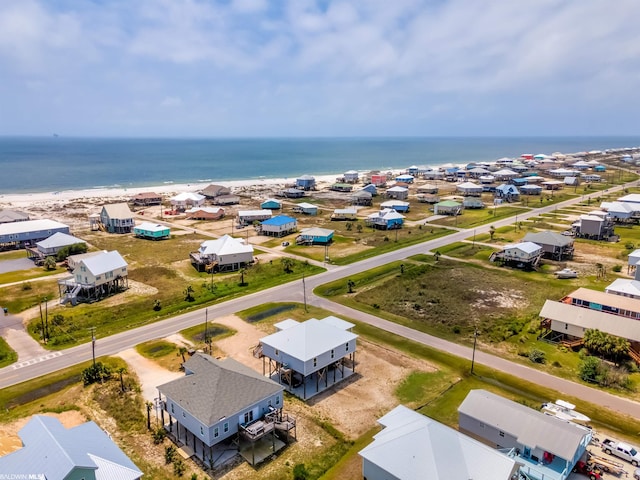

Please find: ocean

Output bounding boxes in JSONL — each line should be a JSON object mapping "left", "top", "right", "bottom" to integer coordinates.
{"left": 1, "top": 136, "right": 639, "bottom": 194}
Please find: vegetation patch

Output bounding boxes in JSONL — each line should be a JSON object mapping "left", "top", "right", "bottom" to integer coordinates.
{"left": 136, "top": 340, "right": 177, "bottom": 359}
{"left": 0, "top": 336, "right": 17, "bottom": 368}
{"left": 245, "top": 303, "right": 297, "bottom": 323}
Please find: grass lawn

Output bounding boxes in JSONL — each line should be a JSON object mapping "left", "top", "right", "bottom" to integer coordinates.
{"left": 0, "top": 265, "right": 67, "bottom": 286}
{"left": 430, "top": 206, "right": 529, "bottom": 229}
{"left": 27, "top": 257, "right": 323, "bottom": 349}
{"left": 0, "top": 250, "right": 30, "bottom": 261}
{"left": 0, "top": 336, "right": 17, "bottom": 368}
{"left": 0, "top": 280, "right": 59, "bottom": 313}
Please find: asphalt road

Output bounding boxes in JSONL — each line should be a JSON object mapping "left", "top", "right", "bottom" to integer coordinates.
{"left": 2, "top": 181, "right": 640, "bottom": 420}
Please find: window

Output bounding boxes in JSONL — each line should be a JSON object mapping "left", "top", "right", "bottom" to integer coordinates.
{"left": 479, "top": 423, "right": 485, "bottom": 428}
{"left": 224, "top": 422, "right": 229, "bottom": 433}
{"left": 313, "top": 358, "right": 317, "bottom": 367}
{"left": 244, "top": 411, "right": 254, "bottom": 424}
{"left": 499, "top": 431, "right": 505, "bottom": 437}
{"left": 171, "top": 403, "right": 175, "bottom": 413}
{"left": 200, "top": 426, "right": 204, "bottom": 435}
{"left": 276, "top": 396, "right": 280, "bottom": 405}
{"left": 330, "top": 349, "right": 334, "bottom": 359}
{"left": 346, "top": 343, "right": 349, "bottom": 351}
{"left": 275, "top": 349, "right": 279, "bottom": 356}
{"left": 182, "top": 412, "right": 186, "bottom": 418}
{"left": 214, "top": 427, "right": 219, "bottom": 438}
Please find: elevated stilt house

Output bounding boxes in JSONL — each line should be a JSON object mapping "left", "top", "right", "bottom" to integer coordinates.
{"left": 157, "top": 353, "right": 295, "bottom": 469}
{"left": 257, "top": 317, "right": 358, "bottom": 400}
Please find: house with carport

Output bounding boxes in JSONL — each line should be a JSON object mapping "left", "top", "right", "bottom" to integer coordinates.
{"left": 130, "top": 191, "right": 162, "bottom": 206}
{"left": 456, "top": 182, "right": 483, "bottom": 197}
{"left": 359, "top": 405, "right": 519, "bottom": 480}
{"left": 0, "top": 415, "right": 142, "bottom": 480}
{"left": 258, "top": 317, "right": 358, "bottom": 400}
{"left": 458, "top": 389, "right": 592, "bottom": 480}
{"left": 296, "top": 227, "right": 334, "bottom": 245}
{"left": 190, "top": 234, "right": 254, "bottom": 272}
{"left": 523, "top": 230, "right": 574, "bottom": 260}
{"left": 260, "top": 215, "right": 297, "bottom": 237}
{"left": 157, "top": 353, "right": 296, "bottom": 468}
{"left": 100, "top": 203, "right": 135, "bottom": 233}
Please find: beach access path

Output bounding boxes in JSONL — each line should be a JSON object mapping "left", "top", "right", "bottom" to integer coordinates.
{"left": 2, "top": 179, "right": 640, "bottom": 420}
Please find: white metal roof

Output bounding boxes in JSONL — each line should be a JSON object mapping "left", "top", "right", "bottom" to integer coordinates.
{"left": 296, "top": 202, "right": 318, "bottom": 209}
{"left": 170, "top": 192, "right": 205, "bottom": 202}
{"left": 36, "top": 232, "right": 85, "bottom": 249}
{"left": 80, "top": 251, "right": 127, "bottom": 276}
{"left": 299, "top": 227, "right": 334, "bottom": 237}
{"left": 238, "top": 209, "right": 272, "bottom": 217}
{"left": 199, "top": 234, "right": 253, "bottom": 256}
{"left": 457, "top": 181, "right": 482, "bottom": 189}
{"left": 274, "top": 319, "right": 300, "bottom": 331}
{"left": 505, "top": 241, "right": 542, "bottom": 254}
{"left": 185, "top": 207, "right": 223, "bottom": 214}
{"left": 260, "top": 318, "right": 357, "bottom": 362}
{"left": 320, "top": 316, "right": 355, "bottom": 330}
{"left": 359, "top": 405, "right": 517, "bottom": 480}
{"left": 387, "top": 186, "right": 409, "bottom": 192}
{"left": 0, "top": 219, "right": 69, "bottom": 236}
{"left": 134, "top": 222, "right": 169, "bottom": 232}
{"left": 606, "top": 279, "right": 640, "bottom": 298}
{"left": 619, "top": 194, "right": 640, "bottom": 204}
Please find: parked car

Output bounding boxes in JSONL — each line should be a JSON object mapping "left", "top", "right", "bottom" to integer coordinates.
{"left": 281, "top": 241, "right": 290, "bottom": 247}
{"left": 602, "top": 439, "right": 640, "bottom": 466}
{"left": 634, "top": 468, "right": 640, "bottom": 480}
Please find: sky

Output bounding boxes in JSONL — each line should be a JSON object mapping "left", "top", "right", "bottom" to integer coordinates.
{"left": 0, "top": 0, "right": 639, "bottom": 137}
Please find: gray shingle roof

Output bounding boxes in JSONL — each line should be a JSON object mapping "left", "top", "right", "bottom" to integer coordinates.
{"left": 157, "top": 354, "right": 283, "bottom": 426}
{"left": 523, "top": 230, "right": 573, "bottom": 248}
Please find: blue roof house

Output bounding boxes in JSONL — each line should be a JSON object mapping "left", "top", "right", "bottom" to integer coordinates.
{"left": 260, "top": 215, "right": 297, "bottom": 237}
{"left": 297, "top": 227, "right": 334, "bottom": 245}
{"left": 395, "top": 174, "right": 414, "bottom": 184}
{"left": 0, "top": 219, "right": 70, "bottom": 249}
{"left": 361, "top": 184, "right": 378, "bottom": 195}
{"left": 0, "top": 415, "right": 142, "bottom": 480}
{"left": 593, "top": 165, "right": 606, "bottom": 172}
{"left": 292, "top": 202, "right": 318, "bottom": 215}
{"left": 366, "top": 209, "right": 405, "bottom": 230}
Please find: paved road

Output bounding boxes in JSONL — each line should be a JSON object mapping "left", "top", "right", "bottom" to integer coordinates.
{"left": 2, "top": 180, "right": 640, "bottom": 420}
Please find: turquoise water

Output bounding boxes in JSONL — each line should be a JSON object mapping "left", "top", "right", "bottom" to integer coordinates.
{"left": 0, "top": 136, "right": 638, "bottom": 193}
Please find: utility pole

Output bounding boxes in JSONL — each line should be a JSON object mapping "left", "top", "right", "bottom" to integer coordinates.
{"left": 471, "top": 327, "right": 478, "bottom": 374}
{"left": 39, "top": 301, "right": 45, "bottom": 343}
{"left": 302, "top": 272, "right": 307, "bottom": 312}
{"left": 44, "top": 297, "right": 49, "bottom": 342}
{"left": 89, "top": 326, "right": 97, "bottom": 368}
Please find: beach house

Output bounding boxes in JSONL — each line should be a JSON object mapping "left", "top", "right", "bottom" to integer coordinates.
{"left": 258, "top": 317, "right": 358, "bottom": 400}
{"left": 130, "top": 192, "right": 163, "bottom": 206}
{"left": 379, "top": 200, "right": 410, "bottom": 213}
{"left": 157, "top": 353, "right": 295, "bottom": 468}
{"left": 456, "top": 182, "right": 483, "bottom": 197}
{"left": 331, "top": 207, "right": 358, "bottom": 221}
{"left": 351, "top": 190, "right": 373, "bottom": 206}
{"left": 296, "top": 227, "right": 334, "bottom": 245}
{"left": 343, "top": 170, "right": 359, "bottom": 183}
{"left": 58, "top": 250, "right": 128, "bottom": 305}
{"left": 134, "top": 222, "right": 170, "bottom": 240}
{"left": 260, "top": 215, "right": 297, "bottom": 237}
{"left": 458, "top": 389, "right": 592, "bottom": 480}
{"left": 366, "top": 209, "right": 405, "bottom": 230}
{"left": 200, "top": 184, "right": 231, "bottom": 199}
{"left": 185, "top": 206, "right": 225, "bottom": 220}
{"left": 359, "top": 405, "right": 519, "bottom": 480}
{"left": 26, "top": 232, "right": 86, "bottom": 264}
{"left": 433, "top": 200, "right": 462, "bottom": 216}
{"left": 386, "top": 186, "right": 409, "bottom": 200}
{"left": 291, "top": 202, "right": 318, "bottom": 215}
{"left": 237, "top": 209, "right": 272, "bottom": 226}
{"left": 489, "top": 242, "right": 543, "bottom": 269}
{"left": 0, "top": 219, "right": 70, "bottom": 249}
{"left": 260, "top": 198, "right": 282, "bottom": 210}
{"left": 0, "top": 416, "right": 142, "bottom": 480}
{"left": 170, "top": 192, "right": 206, "bottom": 211}
{"left": 523, "top": 231, "right": 574, "bottom": 260}
{"left": 0, "top": 209, "right": 29, "bottom": 223}
{"left": 296, "top": 175, "right": 316, "bottom": 191}
{"left": 573, "top": 213, "right": 616, "bottom": 241}
{"left": 190, "top": 235, "right": 254, "bottom": 272}
{"left": 100, "top": 203, "right": 135, "bottom": 233}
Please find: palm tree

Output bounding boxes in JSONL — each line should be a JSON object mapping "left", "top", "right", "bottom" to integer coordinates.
{"left": 145, "top": 401, "right": 153, "bottom": 430}
{"left": 117, "top": 366, "right": 127, "bottom": 392}
{"left": 43, "top": 256, "right": 57, "bottom": 271}
{"left": 178, "top": 346, "right": 188, "bottom": 363}
{"left": 281, "top": 257, "right": 294, "bottom": 273}
{"left": 356, "top": 223, "right": 363, "bottom": 233}
{"left": 489, "top": 226, "right": 496, "bottom": 241}
{"left": 183, "top": 285, "right": 195, "bottom": 302}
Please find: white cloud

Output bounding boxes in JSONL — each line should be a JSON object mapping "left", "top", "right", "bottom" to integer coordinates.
{"left": 160, "top": 96, "right": 184, "bottom": 107}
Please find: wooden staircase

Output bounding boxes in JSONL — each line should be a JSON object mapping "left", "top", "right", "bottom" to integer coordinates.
{"left": 561, "top": 338, "right": 584, "bottom": 349}
{"left": 629, "top": 347, "right": 640, "bottom": 366}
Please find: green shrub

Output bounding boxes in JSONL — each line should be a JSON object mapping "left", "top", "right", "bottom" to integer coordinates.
{"left": 173, "top": 458, "right": 185, "bottom": 476}
{"left": 165, "top": 445, "right": 177, "bottom": 464}
{"left": 293, "top": 464, "right": 309, "bottom": 480}
{"left": 612, "top": 264, "right": 622, "bottom": 273}
{"left": 152, "top": 426, "right": 166, "bottom": 444}
{"left": 81, "top": 362, "right": 112, "bottom": 386}
{"left": 528, "top": 349, "right": 546, "bottom": 364}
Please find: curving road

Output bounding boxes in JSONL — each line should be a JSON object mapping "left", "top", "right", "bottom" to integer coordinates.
{"left": 2, "top": 181, "right": 640, "bottom": 419}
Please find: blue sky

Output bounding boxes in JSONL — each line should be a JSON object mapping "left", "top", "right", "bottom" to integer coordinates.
{"left": 1, "top": 0, "right": 639, "bottom": 137}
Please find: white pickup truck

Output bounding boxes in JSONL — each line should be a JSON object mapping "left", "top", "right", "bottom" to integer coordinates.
{"left": 602, "top": 439, "right": 640, "bottom": 466}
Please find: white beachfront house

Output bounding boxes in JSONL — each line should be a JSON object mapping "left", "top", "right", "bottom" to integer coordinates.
{"left": 170, "top": 192, "right": 206, "bottom": 210}
{"left": 190, "top": 234, "right": 254, "bottom": 272}
{"left": 237, "top": 210, "right": 272, "bottom": 226}
{"left": 100, "top": 203, "right": 135, "bottom": 234}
